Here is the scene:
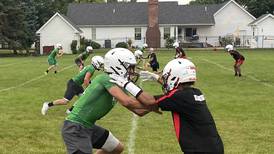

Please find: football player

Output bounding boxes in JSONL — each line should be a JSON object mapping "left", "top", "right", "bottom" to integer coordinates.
{"left": 75, "top": 46, "right": 94, "bottom": 71}
{"left": 41, "top": 56, "right": 104, "bottom": 115}
{"left": 225, "top": 44, "right": 245, "bottom": 77}
{"left": 45, "top": 43, "right": 64, "bottom": 74}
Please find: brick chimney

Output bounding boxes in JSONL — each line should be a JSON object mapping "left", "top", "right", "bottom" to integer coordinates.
{"left": 146, "top": 0, "right": 160, "bottom": 48}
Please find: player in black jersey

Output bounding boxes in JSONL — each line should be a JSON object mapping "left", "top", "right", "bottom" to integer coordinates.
{"left": 137, "top": 59, "right": 224, "bottom": 153}
{"left": 173, "top": 42, "right": 187, "bottom": 59}
{"left": 225, "top": 44, "right": 245, "bottom": 77}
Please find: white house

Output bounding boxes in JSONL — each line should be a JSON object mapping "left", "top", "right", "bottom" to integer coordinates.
{"left": 249, "top": 14, "right": 274, "bottom": 48}
{"left": 36, "top": 13, "right": 82, "bottom": 54}
{"left": 37, "top": 0, "right": 264, "bottom": 54}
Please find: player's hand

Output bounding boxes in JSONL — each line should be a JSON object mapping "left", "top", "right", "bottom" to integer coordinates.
{"left": 139, "top": 71, "right": 159, "bottom": 80}
{"left": 109, "top": 74, "right": 129, "bottom": 88}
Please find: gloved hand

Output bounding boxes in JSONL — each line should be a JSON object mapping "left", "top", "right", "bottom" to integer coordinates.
{"left": 109, "top": 74, "right": 129, "bottom": 88}
{"left": 109, "top": 74, "right": 142, "bottom": 97}
{"left": 139, "top": 71, "right": 160, "bottom": 81}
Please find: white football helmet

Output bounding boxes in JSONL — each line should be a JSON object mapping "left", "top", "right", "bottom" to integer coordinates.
{"left": 104, "top": 48, "right": 138, "bottom": 81}
{"left": 173, "top": 42, "right": 179, "bottom": 48}
{"left": 91, "top": 56, "right": 104, "bottom": 70}
{"left": 134, "top": 50, "right": 143, "bottom": 59}
{"left": 225, "top": 44, "right": 233, "bottom": 51}
{"left": 143, "top": 43, "right": 148, "bottom": 48}
{"left": 162, "top": 58, "right": 196, "bottom": 92}
{"left": 86, "top": 46, "right": 93, "bottom": 53}
{"left": 56, "top": 43, "right": 62, "bottom": 49}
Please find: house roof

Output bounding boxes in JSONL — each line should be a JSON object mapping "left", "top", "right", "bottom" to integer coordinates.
{"left": 36, "top": 12, "right": 82, "bottom": 34}
{"left": 67, "top": 1, "right": 227, "bottom": 26}
{"left": 249, "top": 14, "right": 274, "bottom": 26}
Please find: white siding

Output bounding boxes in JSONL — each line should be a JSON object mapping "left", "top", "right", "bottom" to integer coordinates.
{"left": 80, "top": 27, "right": 93, "bottom": 40}
{"left": 198, "top": 2, "right": 254, "bottom": 46}
{"left": 253, "top": 17, "right": 274, "bottom": 48}
{"left": 39, "top": 15, "right": 80, "bottom": 54}
{"left": 80, "top": 26, "right": 147, "bottom": 48}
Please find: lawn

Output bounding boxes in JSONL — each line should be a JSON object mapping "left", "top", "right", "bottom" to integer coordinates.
{"left": 0, "top": 49, "right": 273, "bottom": 154}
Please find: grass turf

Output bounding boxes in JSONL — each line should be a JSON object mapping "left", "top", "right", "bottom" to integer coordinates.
{"left": 0, "top": 49, "right": 273, "bottom": 153}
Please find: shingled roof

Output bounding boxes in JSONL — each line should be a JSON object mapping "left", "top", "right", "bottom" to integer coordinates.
{"left": 67, "top": 1, "right": 228, "bottom": 26}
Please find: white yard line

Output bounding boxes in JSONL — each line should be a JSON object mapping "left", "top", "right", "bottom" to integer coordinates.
{"left": 0, "top": 61, "right": 30, "bottom": 67}
{"left": 200, "top": 58, "right": 274, "bottom": 88}
{"left": 127, "top": 113, "right": 139, "bottom": 154}
{"left": 0, "top": 64, "right": 74, "bottom": 93}
{"left": 127, "top": 79, "right": 149, "bottom": 154}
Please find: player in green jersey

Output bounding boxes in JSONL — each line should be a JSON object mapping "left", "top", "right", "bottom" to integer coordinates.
{"left": 61, "top": 48, "right": 160, "bottom": 154}
{"left": 41, "top": 56, "right": 104, "bottom": 115}
{"left": 75, "top": 46, "right": 94, "bottom": 71}
{"left": 45, "top": 43, "right": 64, "bottom": 74}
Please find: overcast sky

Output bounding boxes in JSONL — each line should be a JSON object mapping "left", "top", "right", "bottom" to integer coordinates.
{"left": 137, "top": 0, "right": 192, "bottom": 5}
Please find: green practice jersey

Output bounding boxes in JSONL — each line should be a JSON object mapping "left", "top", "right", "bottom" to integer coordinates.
{"left": 67, "top": 73, "right": 116, "bottom": 128}
{"left": 48, "top": 48, "right": 59, "bottom": 59}
{"left": 79, "top": 51, "right": 90, "bottom": 61}
{"left": 72, "top": 65, "right": 95, "bottom": 86}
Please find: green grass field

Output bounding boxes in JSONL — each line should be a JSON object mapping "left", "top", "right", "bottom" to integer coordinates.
{"left": 0, "top": 49, "right": 274, "bottom": 154}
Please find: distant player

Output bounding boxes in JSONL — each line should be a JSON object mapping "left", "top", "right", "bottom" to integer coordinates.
{"left": 173, "top": 42, "right": 186, "bottom": 59}
{"left": 61, "top": 48, "right": 160, "bottom": 154}
{"left": 41, "top": 56, "right": 104, "bottom": 115}
{"left": 45, "top": 43, "right": 64, "bottom": 74}
{"left": 75, "top": 46, "right": 94, "bottom": 71}
{"left": 148, "top": 48, "right": 159, "bottom": 72}
{"left": 134, "top": 49, "right": 146, "bottom": 70}
{"left": 128, "top": 59, "right": 224, "bottom": 153}
{"left": 140, "top": 43, "right": 148, "bottom": 53}
{"left": 225, "top": 44, "right": 245, "bottom": 77}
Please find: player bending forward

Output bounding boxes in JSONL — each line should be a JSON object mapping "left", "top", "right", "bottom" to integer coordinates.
{"left": 41, "top": 56, "right": 104, "bottom": 115}
{"left": 61, "top": 48, "right": 160, "bottom": 154}
{"left": 225, "top": 44, "right": 245, "bottom": 77}
{"left": 75, "top": 46, "right": 94, "bottom": 71}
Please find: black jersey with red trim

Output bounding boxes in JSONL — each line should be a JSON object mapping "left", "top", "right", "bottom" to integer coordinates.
{"left": 230, "top": 50, "right": 245, "bottom": 61}
{"left": 175, "top": 47, "right": 186, "bottom": 58}
{"left": 155, "top": 87, "right": 223, "bottom": 152}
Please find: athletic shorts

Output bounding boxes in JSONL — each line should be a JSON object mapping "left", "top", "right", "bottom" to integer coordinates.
{"left": 75, "top": 58, "right": 84, "bottom": 67}
{"left": 235, "top": 59, "right": 244, "bottom": 66}
{"left": 150, "top": 62, "right": 159, "bottom": 71}
{"left": 48, "top": 57, "right": 57, "bottom": 65}
{"left": 61, "top": 121, "right": 110, "bottom": 154}
{"left": 64, "top": 79, "right": 84, "bottom": 101}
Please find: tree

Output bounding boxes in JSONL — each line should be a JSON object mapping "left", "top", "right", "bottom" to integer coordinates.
{"left": 189, "top": 0, "right": 274, "bottom": 18}
{"left": 1, "top": 0, "right": 26, "bottom": 53}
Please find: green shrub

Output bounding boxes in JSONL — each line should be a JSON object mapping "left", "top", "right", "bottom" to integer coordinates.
{"left": 115, "top": 42, "right": 128, "bottom": 49}
{"left": 71, "top": 40, "right": 78, "bottom": 54}
{"left": 165, "top": 37, "right": 175, "bottom": 49}
{"left": 91, "top": 41, "right": 101, "bottom": 49}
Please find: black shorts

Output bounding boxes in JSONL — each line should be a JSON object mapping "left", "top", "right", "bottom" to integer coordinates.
{"left": 150, "top": 62, "right": 159, "bottom": 71}
{"left": 64, "top": 79, "right": 84, "bottom": 101}
{"left": 62, "top": 120, "right": 109, "bottom": 154}
{"left": 75, "top": 58, "right": 84, "bottom": 67}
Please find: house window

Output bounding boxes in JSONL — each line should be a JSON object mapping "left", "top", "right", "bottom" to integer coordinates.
{"left": 185, "top": 28, "right": 197, "bottom": 37}
{"left": 164, "top": 27, "right": 170, "bottom": 39}
{"left": 135, "top": 28, "right": 141, "bottom": 40}
{"left": 92, "top": 28, "right": 96, "bottom": 40}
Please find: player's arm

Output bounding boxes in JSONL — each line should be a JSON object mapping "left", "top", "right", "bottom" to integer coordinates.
{"left": 107, "top": 86, "right": 153, "bottom": 116}
{"left": 109, "top": 74, "right": 161, "bottom": 106}
{"left": 83, "top": 72, "right": 92, "bottom": 88}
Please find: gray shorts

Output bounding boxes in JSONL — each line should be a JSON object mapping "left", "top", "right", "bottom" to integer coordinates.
{"left": 61, "top": 120, "right": 109, "bottom": 154}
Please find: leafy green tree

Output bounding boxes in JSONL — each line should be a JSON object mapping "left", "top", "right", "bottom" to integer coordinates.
{"left": 189, "top": 0, "right": 273, "bottom": 18}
